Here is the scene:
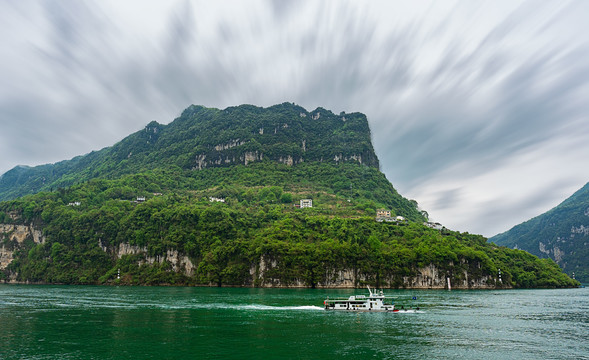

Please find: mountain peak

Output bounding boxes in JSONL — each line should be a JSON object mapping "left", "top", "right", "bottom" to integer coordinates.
{"left": 0, "top": 103, "right": 379, "bottom": 201}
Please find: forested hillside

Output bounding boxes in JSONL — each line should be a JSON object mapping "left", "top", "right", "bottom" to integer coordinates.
{"left": 0, "top": 169, "right": 576, "bottom": 288}
{"left": 0, "top": 103, "right": 378, "bottom": 201}
{"left": 0, "top": 103, "right": 578, "bottom": 288}
{"left": 491, "top": 182, "right": 589, "bottom": 283}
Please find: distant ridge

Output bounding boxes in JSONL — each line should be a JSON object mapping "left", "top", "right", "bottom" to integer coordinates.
{"left": 491, "top": 182, "right": 589, "bottom": 282}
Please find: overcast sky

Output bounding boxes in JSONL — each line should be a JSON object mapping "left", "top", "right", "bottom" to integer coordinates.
{"left": 2, "top": 0, "right": 589, "bottom": 237}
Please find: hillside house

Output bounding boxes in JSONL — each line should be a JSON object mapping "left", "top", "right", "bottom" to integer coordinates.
{"left": 376, "top": 209, "right": 393, "bottom": 222}
{"left": 300, "top": 199, "right": 313, "bottom": 208}
{"left": 424, "top": 222, "right": 444, "bottom": 230}
{"left": 376, "top": 209, "right": 391, "bottom": 218}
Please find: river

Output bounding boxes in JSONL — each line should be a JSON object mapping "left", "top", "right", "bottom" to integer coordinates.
{"left": 0, "top": 285, "right": 587, "bottom": 359}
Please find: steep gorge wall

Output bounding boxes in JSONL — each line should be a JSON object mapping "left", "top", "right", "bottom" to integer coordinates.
{"left": 249, "top": 257, "right": 500, "bottom": 289}
{"left": 0, "top": 224, "right": 45, "bottom": 272}
{"left": 103, "top": 241, "right": 196, "bottom": 277}
{"left": 2, "top": 224, "right": 500, "bottom": 289}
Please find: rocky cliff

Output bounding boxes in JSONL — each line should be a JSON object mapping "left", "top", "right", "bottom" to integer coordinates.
{"left": 0, "top": 102, "right": 577, "bottom": 289}
{"left": 0, "top": 223, "right": 500, "bottom": 289}
{"left": 249, "top": 257, "right": 499, "bottom": 289}
{"left": 0, "top": 224, "right": 45, "bottom": 281}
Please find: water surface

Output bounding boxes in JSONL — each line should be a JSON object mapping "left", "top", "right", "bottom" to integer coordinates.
{"left": 1, "top": 285, "right": 587, "bottom": 359}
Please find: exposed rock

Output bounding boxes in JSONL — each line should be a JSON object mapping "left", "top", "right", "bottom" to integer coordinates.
{"left": 243, "top": 151, "right": 262, "bottom": 165}
{"left": 113, "top": 243, "right": 195, "bottom": 277}
{"left": 214, "top": 139, "right": 245, "bottom": 151}
{"left": 553, "top": 246, "right": 564, "bottom": 263}
{"left": 0, "top": 224, "right": 45, "bottom": 271}
{"left": 539, "top": 242, "right": 549, "bottom": 255}
{"left": 249, "top": 256, "right": 500, "bottom": 289}
{"left": 117, "top": 242, "right": 147, "bottom": 257}
{"left": 278, "top": 155, "right": 294, "bottom": 166}
{"left": 195, "top": 154, "right": 207, "bottom": 170}
{"left": 334, "top": 153, "right": 363, "bottom": 164}
{"left": 2, "top": 225, "right": 499, "bottom": 288}
{"left": 571, "top": 225, "right": 589, "bottom": 236}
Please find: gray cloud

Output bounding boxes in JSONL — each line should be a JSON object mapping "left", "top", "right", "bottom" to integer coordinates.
{"left": 2, "top": 0, "right": 589, "bottom": 237}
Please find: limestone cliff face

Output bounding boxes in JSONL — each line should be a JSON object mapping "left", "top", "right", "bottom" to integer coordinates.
{"left": 0, "top": 224, "right": 45, "bottom": 273}
{"left": 99, "top": 241, "right": 196, "bottom": 277}
{"left": 248, "top": 256, "right": 501, "bottom": 289}
{"left": 0, "top": 222, "right": 196, "bottom": 282}
{"left": 2, "top": 224, "right": 498, "bottom": 288}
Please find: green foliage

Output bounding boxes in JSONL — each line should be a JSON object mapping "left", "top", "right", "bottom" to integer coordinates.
{"left": 0, "top": 103, "right": 578, "bottom": 288}
{"left": 491, "top": 182, "right": 589, "bottom": 282}
{"left": 0, "top": 103, "right": 379, "bottom": 201}
{"left": 280, "top": 192, "right": 293, "bottom": 204}
{"left": 0, "top": 175, "right": 578, "bottom": 288}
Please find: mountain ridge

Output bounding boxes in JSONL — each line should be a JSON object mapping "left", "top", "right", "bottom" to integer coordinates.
{"left": 0, "top": 103, "right": 578, "bottom": 288}
{"left": 490, "top": 182, "right": 589, "bottom": 282}
{"left": 0, "top": 103, "right": 379, "bottom": 201}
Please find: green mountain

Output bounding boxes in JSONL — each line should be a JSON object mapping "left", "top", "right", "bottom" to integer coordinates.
{"left": 491, "top": 182, "right": 589, "bottom": 283}
{"left": 0, "top": 103, "right": 379, "bottom": 201}
{"left": 0, "top": 103, "right": 578, "bottom": 288}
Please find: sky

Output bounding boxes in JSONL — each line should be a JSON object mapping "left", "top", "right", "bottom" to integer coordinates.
{"left": 2, "top": 0, "right": 589, "bottom": 237}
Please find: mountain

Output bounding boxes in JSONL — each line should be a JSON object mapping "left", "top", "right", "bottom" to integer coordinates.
{"left": 0, "top": 103, "right": 578, "bottom": 288}
{"left": 0, "top": 103, "right": 379, "bottom": 202}
{"left": 490, "top": 182, "right": 589, "bottom": 283}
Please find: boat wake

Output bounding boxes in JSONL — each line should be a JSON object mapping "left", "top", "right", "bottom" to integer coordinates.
{"left": 241, "top": 304, "right": 324, "bottom": 311}
{"left": 393, "top": 309, "right": 422, "bottom": 313}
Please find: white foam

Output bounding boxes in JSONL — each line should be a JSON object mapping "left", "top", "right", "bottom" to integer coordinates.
{"left": 240, "top": 304, "right": 324, "bottom": 311}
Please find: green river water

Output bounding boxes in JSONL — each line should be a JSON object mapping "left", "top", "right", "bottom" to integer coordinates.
{"left": 0, "top": 285, "right": 587, "bottom": 359}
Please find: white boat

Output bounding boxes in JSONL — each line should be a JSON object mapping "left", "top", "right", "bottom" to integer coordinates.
{"left": 323, "top": 286, "right": 397, "bottom": 312}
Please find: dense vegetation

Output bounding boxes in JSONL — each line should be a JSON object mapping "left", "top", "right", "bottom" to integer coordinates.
{"left": 0, "top": 103, "right": 578, "bottom": 288}
{"left": 0, "top": 166, "right": 577, "bottom": 288}
{"left": 491, "top": 182, "right": 589, "bottom": 283}
{"left": 0, "top": 103, "right": 379, "bottom": 201}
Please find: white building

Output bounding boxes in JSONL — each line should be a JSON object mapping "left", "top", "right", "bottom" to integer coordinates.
{"left": 300, "top": 199, "right": 313, "bottom": 208}
{"left": 424, "top": 222, "right": 444, "bottom": 230}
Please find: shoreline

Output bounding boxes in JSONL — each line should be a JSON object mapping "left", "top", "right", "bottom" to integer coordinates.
{"left": 5, "top": 280, "right": 583, "bottom": 289}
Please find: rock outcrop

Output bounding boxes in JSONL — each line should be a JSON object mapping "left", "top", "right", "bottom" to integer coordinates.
{"left": 2, "top": 225, "right": 500, "bottom": 288}
{"left": 248, "top": 256, "right": 501, "bottom": 289}
{"left": 0, "top": 224, "right": 45, "bottom": 271}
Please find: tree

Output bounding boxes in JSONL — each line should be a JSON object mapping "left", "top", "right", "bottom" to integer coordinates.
{"left": 280, "top": 192, "right": 293, "bottom": 204}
